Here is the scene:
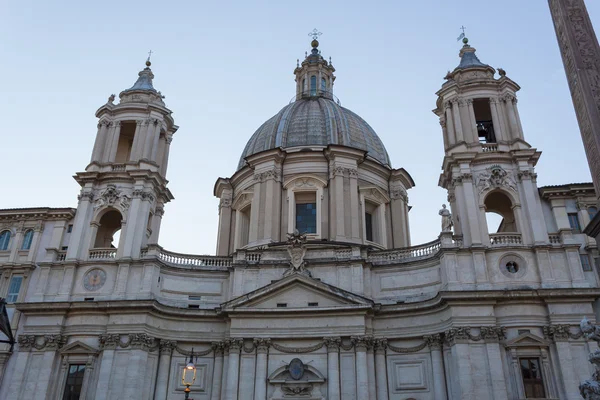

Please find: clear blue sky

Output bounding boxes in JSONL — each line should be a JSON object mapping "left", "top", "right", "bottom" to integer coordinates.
{"left": 1, "top": 1, "right": 599, "bottom": 254}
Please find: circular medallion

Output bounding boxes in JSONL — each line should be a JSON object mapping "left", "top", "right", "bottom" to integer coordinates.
{"left": 83, "top": 268, "right": 106, "bottom": 291}
{"left": 499, "top": 253, "right": 527, "bottom": 279}
{"left": 288, "top": 358, "right": 305, "bottom": 380}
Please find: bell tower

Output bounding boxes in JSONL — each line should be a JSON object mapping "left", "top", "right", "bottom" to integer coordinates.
{"left": 436, "top": 38, "right": 548, "bottom": 247}
{"left": 66, "top": 59, "right": 177, "bottom": 261}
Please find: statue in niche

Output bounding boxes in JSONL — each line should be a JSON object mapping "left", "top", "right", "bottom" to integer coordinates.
{"left": 579, "top": 317, "right": 600, "bottom": 399}
{"left": 439, "top": 204, "right": 453, "bottom": 232}
{"left": 284, "top": 230, "right": 311, "bottom": 277}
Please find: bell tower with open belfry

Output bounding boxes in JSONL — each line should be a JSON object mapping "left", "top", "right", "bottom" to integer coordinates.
{"left": 66, "top": 57, "right": 178, "bottom": 263}
{"left": 436, "top": 37, "right": 553, "bottom": 249}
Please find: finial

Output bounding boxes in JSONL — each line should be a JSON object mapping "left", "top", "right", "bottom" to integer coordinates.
{"left": 309, "top": 28, "right": 322, "bottom": 48}
{"left": 329, "top": 56, "right": 332, "bottom": 65}
{"left": 297, "top": 59, "right": 299, "bottom": 67}
{"left": 146, "top": 50, "right": 153, "bottom": 67}
{"left": 305, "top": 51, "right": 308, "bottom": 58}
{"left": 457, "top": 26, "right": 467, "bottom": 44}
{"left": 497, "top": 67, "right": 506, "bottom": 77}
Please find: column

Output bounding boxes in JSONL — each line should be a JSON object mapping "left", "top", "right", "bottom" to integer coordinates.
{"left": 210, "top": 342, "right": 224, "bottom": 400}
{"left": 540, "top": 348, "right": 559, "bottom": 399}
{"left": 107, "top": 121, "right": 122, "bottom": 162}
{"left": 509, "top": 349, "right": 526, "bottom": 399}
{"left": 262, "top": 169, "right": 280, "bottom": 241}
{"left": 519, "top": 172, "right": 548, "bottom": 244}
{"left": 253, "top": 338, "right": 270, "bottom": 400}
{"left": 130, "top": 119, "right": 147, "bottom": 161}
{"left": 224, "top": 338, "right": 242, "bottom": 400}
{"left": 95, "top": 334, "right": 120, "bottom": 400}
{"left": 154, "top": 340, "right": 175, "bottom": 400}
{"left": 26, "top": 221, "right": 43, "bottom": 262}
{"left": 466, "top": 99, "right": 479, "bottom": 143}
{"left": 440, "top": 116, "right": 449, "bottom": 149}
{"left": 489, "top": 98, "right": 504, "bottom": 142}
{"left": 425, "top": 334, "right": 447, "bottom": 400}
{"left": 91, "top": 121, "right": 108, "bottom": 162}
{"left": 325, "top": 337, "right": 341, "bottom": 400}
{"left": 366, "top": 341, "right": 377, "bottom": 400}
{"left": 504, "top": 96, "right": 519, "bottom": 140}
{"left": 353, "top": 337, "right": 369, "bottom": 400}
{"left": 149, "top": 119, "right": 162, "bottom": 161}
{"left": 248, "top": 179, "right": 262, "bottom": 245}
{"left": 35, "top": 347, "right": 60, "bottom": 395}
{"left": 460, "top": 174, "right": 483, "bottom": 245}
{"left": 482, "top": 328, "right": 508, "bottom": 400}
{"left": 149, "top": 205, "right": 164, "bottom": 245}
{"left": 332, "top": 167, "right": 346, "bottom": 240}
{"left": 389, "top": 187, "right": 409, "bottom": 248}
{"left": 220, "top": 346, "right": 229, "bottom": 400}
{"left": 445, "top": 104, "right": 456, "bottom": 145}
{"left": 6, "top": 345, "right": 30, "bottom": 399}
{"left": 451, "top": 100, "right": 464, "bottom": 142}
{"left": 160, "top": 134, "right": 173, "bottom": 177}
{"left": 349, "top": 168, "right": 360, "bottom": 240}
{"left": 67, "top": 190, "right": 94, "bottom": 260}
{"left": 374, "top": 339, "right": 389, "bottom": 400}
{"left": 9, "top": 226, "right": 24, "bottom": 263}
{"left": 513, "top": 99, "right": 524, "bottom": 140}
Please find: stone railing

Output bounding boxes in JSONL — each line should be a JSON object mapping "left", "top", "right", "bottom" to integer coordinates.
{"left": 481, "top": 143, "right": 498, "bottom": 153}
{"left": 548, "top": 234, "right": 561, "bottom": 245}
{"left": 158, "top": 249, "right": 232, "bottom": 267}
{"left": 88, "top": 248, "right": 117, "bottom": 260}
{"left": 111, "top": 164, "right": 126, "bottom": 171}
{"left": 245, "top": 252, "right": 261, "bottom": 263}
{"left": 489, "top": 233, "right": 522, "bottom": 246}
{"left": 368, "top": 239, "right": 442, "bottom": 265}
{"left": 55, "top": 251, "right": 67, "bottom": 262}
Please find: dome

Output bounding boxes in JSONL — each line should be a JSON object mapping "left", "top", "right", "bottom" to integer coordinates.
{"left": 238, "top": 97, "right": 391, "bottom": 170}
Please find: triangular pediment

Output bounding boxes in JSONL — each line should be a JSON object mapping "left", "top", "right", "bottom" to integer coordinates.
{"left": 505, "top": 333, "right": 549, "bottom": 348}
{"left": 221, "top": 273, "right": 373, "bottom": 312}
{"left": 60, "top": 340, "right": 99, "bottom": 355}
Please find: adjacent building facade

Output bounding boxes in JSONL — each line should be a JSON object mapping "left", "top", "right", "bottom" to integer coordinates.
{"left": 0, "top": 37, "right": 599, "bottom": 400}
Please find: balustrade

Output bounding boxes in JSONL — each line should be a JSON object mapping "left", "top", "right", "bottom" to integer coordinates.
{"left": 158, "top": 249, "right": 232, "bottom": 267}
{"left": 368, "top": 239, "right": 442, "bottom": 265}
{"left": 88, "top": 248, "right": 117, "bottom": 260}
{"left": 489, "top": 233, "right": 522, "bottom": 246}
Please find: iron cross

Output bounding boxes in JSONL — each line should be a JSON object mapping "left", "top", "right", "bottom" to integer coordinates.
{"left": 308, "top": 29, "right": 322, "bottom": 40}
{"left": 147, "top": 50, "right": 153, "bottom": 62}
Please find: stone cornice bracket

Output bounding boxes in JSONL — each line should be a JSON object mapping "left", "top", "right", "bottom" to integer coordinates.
{"left": 77, "top": 190, "right": 95, "bottom": 202}
{"left": 254, "top": 338, "right": 271, "bottom": 353}
{"left": 517, "top": 170, "right": 537, "bottom": 182}
{"left": 159, "top": 339, "right": 177, "bottom": 355}
{"left": 18, "top": 334, "right": 68, "bottom": 352}
{"left": 543, "top": 324, "right": 582, "bottom": 342}
{"left": 219, "top": 196, "right": 232, "bottom": 210}
{"left": 132, "top": 189, "right": 155, "bottom": 202}
{"left": 424, "top": 333, "right": 444, "bottom": 350}
{"left": 99, "top": 333, "right": 121, "bottom": 350}
{"left": 324, "top": 336, "right": 341, "bottom": 352}
{"left": 390, "top": 186, "right": 408, "bottom": 202}
{"left": 329, "top": 166, "right": 358, "bottom": 179}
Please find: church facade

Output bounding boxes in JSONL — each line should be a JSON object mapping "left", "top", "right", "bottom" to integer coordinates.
{"left": 0, "top": 36, "right": 599, "bottom": 400}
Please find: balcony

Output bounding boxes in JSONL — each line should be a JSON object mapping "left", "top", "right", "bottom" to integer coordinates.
{"left": 88, "top": 248, "right": 117, "bottom": 260}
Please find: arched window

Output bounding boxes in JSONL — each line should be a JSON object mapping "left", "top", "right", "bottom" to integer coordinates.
{"left": 485, "top": 191, "right": 517, "bottom": 233}
{"left": 21, "top": 229, "right": 34, "bottom": 250}
{"left": 310, "top": 76, "right": 317, "bottom": 96}
{"left": 0, "top": 230, "right": 10, "bottom": 251}
{"left": 302, "top": 78, "right": 306, "bottom": 94}
{"left": 94, "top": 209, "right": 123, "bottom": 248}
{"left": 321, "top": 77, "right": 326, "bottom": 92}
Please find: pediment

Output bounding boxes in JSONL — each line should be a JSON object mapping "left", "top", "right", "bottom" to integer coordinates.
{"left": 505, "top": 333, "right": 549, "bottom": 348}
{"left": 221, "top": 273, "right": 373, "bottom": 312}
{"left": 60, "top": 340, "right": 99, "bottom": 355}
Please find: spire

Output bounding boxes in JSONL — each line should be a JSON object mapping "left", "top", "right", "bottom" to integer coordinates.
{"left": 455, "top": 37, "right": 489, "bottom": 70}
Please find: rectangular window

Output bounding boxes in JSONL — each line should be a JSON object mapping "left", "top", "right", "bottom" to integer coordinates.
{"left": 62, "top": 364, "right": 85, "bottom": 400}
{"left": 568, "top": 213, "right": 581, "bottom": 233}
{"left": 276, "top": 303, "right": 287, "bottom": 308}
{"left": 581, "top": 254, "right": 592, "bottom": 271}
{"left": 365, "top": 212, "right": 373, "bottom": 242}
{"left": 296, "top": 203, "right": 317, "bottom": 234}
{"left": 67, "top": 225, "right": 73, "bottom": 233}
{"left": 308, "top": 302, "right": 318, "bottom": 307}
{"left": 520, "top": 358, "right": 546, "bottom": 398}
{"left": 6, "top": 276, "right": 23, "bottom": 303}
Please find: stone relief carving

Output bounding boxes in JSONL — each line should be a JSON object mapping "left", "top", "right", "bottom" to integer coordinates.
{"left": 329, "top": 166, "right": 358, "bottom": 179}
{"left": 390, "top": 186, "right": 408, "bottom": 202}
{"left": 476, "top": 165, "right": 517, "bottom": 194}
{"left": 283, "top": 230, "right": 310, "bottom": 277}
{"left": 132, "top": 189, "right": 155, "bottom": 202}
{"left": 93, "top": 185, "right": 132, "bottom": 211}
{"left": 254, "top": 169, "right": 280, "bottom": 183}
{"left": 18, "top": 334, "right": 68, "bottom": 351}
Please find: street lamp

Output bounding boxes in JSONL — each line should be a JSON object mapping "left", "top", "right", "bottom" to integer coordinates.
{"left": 181, "top": 348, "right": 196, "bottom": 399}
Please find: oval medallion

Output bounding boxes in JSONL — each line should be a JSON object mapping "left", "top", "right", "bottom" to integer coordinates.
{"left": 83, "top": 268, "right": 107, "bottom": 291}
{"left": 288, "top": 358, "right": 304, "bottom": 380}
